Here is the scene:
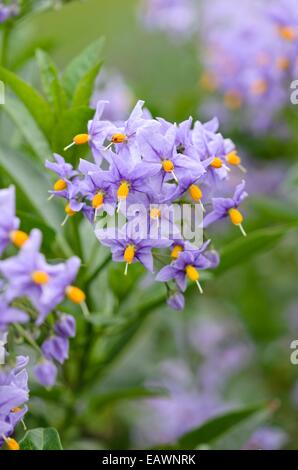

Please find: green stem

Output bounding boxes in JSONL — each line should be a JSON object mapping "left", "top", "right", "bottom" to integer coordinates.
{"left": 14, "top": 323, "right": 40, "bottom": 353}
{"left": 84, "top": 254, "right": 112, "bottom": 286}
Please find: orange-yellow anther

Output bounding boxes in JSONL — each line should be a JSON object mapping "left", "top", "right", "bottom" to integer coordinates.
{"left": 228, "top": 208, "right": 243, "bottom": 226}
{"left": 73, "top": 134, "right": 89, "bottom": 145}
{"left": 150, "top": 208, "right": 161, "bottom": 219}
{"left": 186, "top": 265, "right": 200, "bottom": 282}
{"left": 224, "top": 91, "right": 242, "bottom": 109}
{"left": 117, "top": 181, "right": 130, "bottom": 200}
{"left": 66, "top": 286, "right": 86, "bottom": 304}
{"left": 53, "top": 179, "right": 67, "bottom": 192}
{"left": 226, "top": 151, "right": 241, "bottom": 166}
{"left": 10, "top": 230, "right": 29, "bottom": 248}
{"left": 211, "top": 157, "right": 223, "bottom": 169}
{"left": 189, "top": 184, "right": 203, "bottom": 202}
{"left": 200, "top": 72, "right": 217, "bottom": 92}
{"left": 112, "top": 133, "right": 127, "bottom": 144}
{"left": 11, "top": 407, "right": 22, "bottom": 413}
{"left": 162, "top": 159, "right": 174, "bottom": 173}
{"left": 92, "top": 192, "right": 104, "bottom": 209}
{"left": 31, "top": 271, "right": 49, "bottom": 285}
{"left": 171, "top": 245, "right": 183, "bottom": 259}
{"left": 124, "top": 245, "right": 135, "bottom": 264}
{"left": 251, "top": 79, "right": 268, "bottom": 95}
{"left": 278, "top": 26, "right": 297, "bottom": 41}
{"left": 5, "top": 438, "right": 20, "bottom": 451}
{"left": 65, "top": 204, "right": 76, "bottom": 217}
{"left": 276, "top": 57, "right": 290, "bottom": 70}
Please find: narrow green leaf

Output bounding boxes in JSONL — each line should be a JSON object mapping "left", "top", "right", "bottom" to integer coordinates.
{"left": 0, "top": 66, "right": 54, "bottom": 138}
{"left": 72, "top": 61, "right": 102, "bottom": 107}
{"left": 90, "top": 387, "right": 166, "bottom": 410}
{"left": 178, "top": 404, "right": 270, "bottom": 449}
{"left": 215, "top": 225, "right": 294, "bottom": 275}
{"left": 3, "top": 95, "right": 52, "bottom": 162}
{"left": 20, "top": 427, "right": 63, "bottom": 450}
{"left": 36, "top": 49, "right": 67, "bottom": 113}
{"left": 62, "top": 38, "right": 105, "bottom": 98}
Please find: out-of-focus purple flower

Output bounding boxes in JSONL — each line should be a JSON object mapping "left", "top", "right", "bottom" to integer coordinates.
{"left": 0, "top": 186, "right": 20, "bottom": 255}
{"left": 0, "top": 298, "right": 28, "bottom": 330}
{"left": 0, "top": 356, "right": 29, "bottom": 447}
{"left": 139, "top": 0, "right": 197, "bottom": 40}
{"left": 54, "top": 314, "right": 76, "bottom": 338}
{"left": 91, "top": 70, "right": 133, "bottom": 121}
{"left": 244, "top": 426, "right": 288, "bottom": 450}
{"left": 34, "top": 360, "right": 57, "bottom": 388}
{"left": 0, "top": 1, "right": 19, "bottom": 23}
{"left": 167, "top": 291, "right": 185, "bottom": 311}
{"left": 41, "top": 335, "right": 69, "bottom": 364}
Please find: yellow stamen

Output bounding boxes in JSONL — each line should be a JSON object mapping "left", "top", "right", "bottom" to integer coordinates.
{"left": 278, "top": 25, "right": 297, "bottom": 42}
{"left": 171, "top": 245, "right": 183, "bottom": 259}
{"left": 10, "top": 230, "right": 29, "bottom": 248}
{"left": 228, "top": 208, "right": 243, "bottom": 226}
{"left": 53, "top": 179, "right": 67, "bottom": 192}
{"left": 92, "top": 192, "right": 104, "bottom": 209}
{"left": 276, "top": 57, "right": 290, "bottom": 71}
{"left": 189, "top": 184, "right": 203, "bottom": 202}
{"left": 251, "top": 79, "right": 267, "bottom": 95}
{"left": 111, "top": 133, "right": 127, "bottom": 144}
{"left": 186, "top": 265, "right": 200, "bottom": 282}
{"left": 117, "top": 181, "right": 130, "bottom": 200}
{"left": 4, "top": 437, "right": 20, "bottom": 451}
{"left": 64, "top": 134, "right": 89, "bottom": 151}
{"left": 200, "top": 71, "right": 218, "bottom": 92}
{"left": 162, "top": 159, "right": 174, "bottom": 173}
{"left": 185, "top": 265, "right": 203, "bottom": 294}
{"left": 11, "top": 407, "right": 22, "bottom": 413}
{"left": 224, "top": 91, "right": 242, "bottom": 109}
{"left": 31, "top": 271, "right": 49, "bottom": 285}
{"left": 226, "top": 151, "right": 241, "bottom": 166}
{"left": 211, "top": 157, "right": 223, "bottom": 169}
{"left": 124, "top": 245, "right": 135, "bottom": 265}
{"left": 66, "top": 286, "right": 86, "bottom": 304}
{"left": 150, "top": 208, "right": 161, "bottom": 220}
{"left": 65, "top": 203, "right": 76, "bottom": 217}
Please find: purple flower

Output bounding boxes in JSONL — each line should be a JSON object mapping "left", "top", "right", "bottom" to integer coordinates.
{"left": 156, "top": 241, "right": 219, "bottom": 292}
{"left": 41, "top": 336, "right": 69, "bottom": 364}
{"left": 98, "top": 226, "right": 172, "bottom": 274}
{"left": 0, "top": 297, "right": 28, "bottom": 330}
{"left": 167, "top": 291, "right": 185, "bottom": 311}
{"left": 45, "top": 153, "right": 78, "bottom": 200}
{"left": 204, "top": 180, "right": 248, "bottom": 235}
{"left": 0, "top": 356, "right": 29, "bottom": 447}
{"left": 0, "top": 2, "right": 19, "bottom": 23}
{"left": 34, "top": 361, "right": 57, "bottom": 388}
{"left": 244, "top": 426, "right": 287, "bottom": 450}
{"left": 0, "top": 229, "right": 81, "bottom": 324}
{"left": 0, "top": 186, "right": 20, "bottom": 255}
{"left": 54, "top": 314, "right": 76, "bottom": 338}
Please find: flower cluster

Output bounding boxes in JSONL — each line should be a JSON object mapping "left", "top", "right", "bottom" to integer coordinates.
{"left": 46, "top": 100, "right": 248, "bottom": 310}
{"left": 0, "top": 186, "right": 83, "bottom": 390}
{"left": 138, "top": 0, "right": 197, "bottom": 40}
{"left": 200, "top": 0, "right": 298, "bottom": 133}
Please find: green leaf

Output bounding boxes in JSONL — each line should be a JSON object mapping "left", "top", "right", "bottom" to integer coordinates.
{"left": 0, "top": 66, "right": 54, "bottom": 138}
{"left": 20, "top": 427, "right": 63, "bottom": 450}
{"left": 3, "top": 95, "right": 52, "bottom": 163}
{"left": 215, "top": 225, "right": 295, "bottom": 275}
{"left": 36, "top": 49, "right": 67, "bottom": 113}
{"left": 0, "top": 146, "right": 73, "bottom": 257}
{"left": 178, "top": 403, "right": 273, "bottom": 449}
{"left": 51, "top": 106, "right": 94, "bottom": 159}
{"left": 62, "top": 38, "right": 105, "bottom": 99}
{"left": 89, "top": 387, "right": 166, "bottom": 410}
{"left": 72, "top": 61, "right": 102, "bottom": 107}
